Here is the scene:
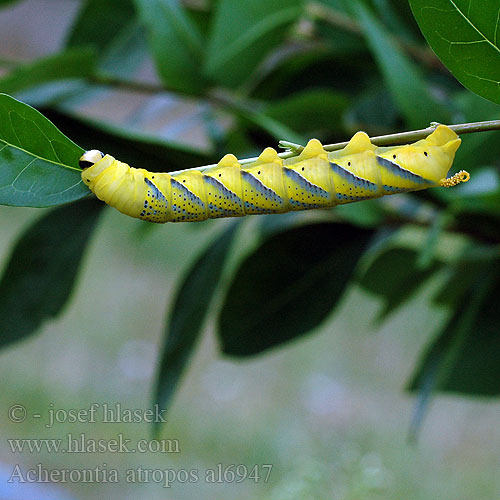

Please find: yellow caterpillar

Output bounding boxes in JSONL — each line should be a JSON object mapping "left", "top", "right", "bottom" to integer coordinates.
{"left": 79, "top": 125, "right": 469, "bottom": 223}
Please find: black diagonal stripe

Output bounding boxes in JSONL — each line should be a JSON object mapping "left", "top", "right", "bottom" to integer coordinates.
{"left": 376, "top": 156, "right": 429, "bottom": 185}
{"left": 145, "top": 178, "right": 167, "bottom": 202}
{"left": 203, "top": 175, "right": 241, "bottom": 202}
{"left": 241, "top": 170, "right": 282, "bottom": 203}
{"left": 171, "top": 178, "right": 205, "bottom": 207}
{"left": 329, "top": 162, "right": 378, "bottom": 191}
{"left": 284, "top": 169, "right": 330, "bottom": 198}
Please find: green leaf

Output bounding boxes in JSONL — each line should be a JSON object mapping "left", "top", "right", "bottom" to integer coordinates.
{"left": 66, "top": 0, "right": 136, "bottom": 51}
{"left": 336, "top": 199, "right": 385, "bottom": 228}
{"left": 345, "top": 83, "right": 399, "bottom": 133}
{"left": 453, "top": 211, "right": 500, "bottom": 245}
{"left": 134, "top": 0, "right": 206, "bottom": 93}
{"left": 416, "top": 212, "right": 451, "bottom": 269}
{"left": 349, "top": 0, "right": 449, "bottom": 128}
{"left": 432, "top": 244, "right": 500, "bottom": 307}
{"left": 0, "top": 198, "right": 103, "bottom": 348}
{"left": 265, "top": 88, "right": 350, "bottom": 136}
{"left": 218, "top": 222, "right": 373, "bottom": 356}
{"left": 204, "top": 0, "right": 304, "bottom": 87}
{"left": 315, "top": 1, "right": 366, "bottom": 56}
{"left": 407, "top": 257, "right": 499, "bottom": 438}
{"left": 358, "top": 247, "right": 442, "bottom": 321}
{"left": 41, "top": 108, "right": 210, "bottom": 175}
{"left": 236, "top": 102, "right": 306, "bottom": 145}
{"left": 0, "top": 94, "right": 89, "bottom": 207}
{"left": 370, "top": 0, "right": 421, "bottom": 41}
{"left": 451, "top": 91, "right": 500, "bottom": 172}
{"left": 409, "top": 0, "right": 500, "bottom": 105}
{"left": 250, "top": 47, "right": 352, "bottom": 101}
{"left": 153, "top": 222, "right": 239, "bottom": 424}
{"left": 408, "top": 265, "right": 500, "bottom": 397}
{"left": 0, "top": 48, "right": 96, "bottom": 96}
{"left": 98, "top": 22, "right": 149, "bottom": 80}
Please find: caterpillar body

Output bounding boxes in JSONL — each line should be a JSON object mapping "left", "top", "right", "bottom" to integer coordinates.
{"left": 79, "top": 125, "right": 468, "bottom": 223}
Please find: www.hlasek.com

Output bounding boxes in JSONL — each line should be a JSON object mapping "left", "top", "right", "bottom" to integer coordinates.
{"left": 8, "top": 433, "right": 180, "bottom": 454}
{"left": 8, "top": 463, "right": 273, "bottom": 488}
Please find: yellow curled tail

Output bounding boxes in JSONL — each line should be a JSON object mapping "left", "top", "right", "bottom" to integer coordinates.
{"left": 439, "top": 170, "right": 470, "bottom": 188}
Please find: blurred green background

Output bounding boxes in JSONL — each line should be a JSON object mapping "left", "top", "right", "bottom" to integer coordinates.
{"left": 0, "top": 0, "right": 499, "bottom": 499}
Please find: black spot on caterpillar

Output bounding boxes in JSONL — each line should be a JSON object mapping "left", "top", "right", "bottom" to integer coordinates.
{"left": 79, "top": 125, "right": 468, "bottom": 223}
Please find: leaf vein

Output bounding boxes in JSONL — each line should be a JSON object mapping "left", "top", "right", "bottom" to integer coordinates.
{"left": 447, "top": 0, "right": 500, "bottom": 55}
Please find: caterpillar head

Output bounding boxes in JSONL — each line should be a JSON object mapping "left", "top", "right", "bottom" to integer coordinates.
{"left": 384, "top": 125, "right": 462, "bottom": 185}
{"left": 79, "top": 150, "right": 104, "bottom": 170}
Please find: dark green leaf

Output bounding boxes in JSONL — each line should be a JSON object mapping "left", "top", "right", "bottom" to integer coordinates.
{"left": 336, "top": 199, "right": 385, "bottom": 228}
{"left": 449, "top": 178, "right": 500, "bottom": 218}
{"left": 451, "top": 92, "right": 500, "bottom": 173}
{"left": 98, "top": 22, "right": 149, "bottom": 79}
{"left": 358, "top": 247, "right": 442, "bottom": 320}
{"left": 409, "top": 266, "right": 500, "bottom": 397}
{"left": 345, "top": 83, "right": 399, "bottom": 134}
{"left": 0, "top": 94, "right": 89, "bottom": 207}
{"left": 41, "top": 108, "right": 210, "bottom": 174}
{"left": 251, "top": 47, "right": 357, "bottom": 101}
{"left": 265, "top": 88, "right": 349, "bottom": 136}
{"left": 134, "top": 0, "right": 206, "bottom": 93}
{"left": 433, "top": 244, "right": 500, "bottom": 307}
{"left": 0, "top": 198, "right": 103, "bottom": 348}
{"left": 204, "top": 0, "right": 304, "bottom": 87}
{"left": 66, "top": 0, "right": 136, "bottom": 51}
{"left": 416, "top": 212, "right": 451, "bottom": 269}
{"left": 0, "top": 48, "right": 96, "bottom": 96}
{"left": 452, "top": 212, "right": 500, "bottom": 245}
{"left": 370, "top": 0, "right": 421, "bottom": 41}
{"left": 218, "top": 222, "right": 373, "bottom": 356}
{"left": 350, "top": 0, "right": 449, "bottom": 128}
{"left": 154, "top": 222, "right": 239, "bottom": 424}
{"left": 313, "top": 0, "right": 366, "bottom": 55}
{"left": 15, "top": 81, "right": 91, "bottom": 109}
{"left": 410, "top": 0, "right": 500, "bottom": 105}
{"left": 21, "top": 24, "right": 148, "bottom": 107}
{"left": 236, "top": 102, "right": 306, "bottom": 145}
{"left": 408, "top": 258, "right": 499, "bottom": 437}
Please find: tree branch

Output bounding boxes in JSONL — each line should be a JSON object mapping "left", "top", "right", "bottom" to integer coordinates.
{"left": 279, "top": 121, "right": 500, "bottom": 153}
{"left": 168, "top": 120, "right": 500, "bottom": 174}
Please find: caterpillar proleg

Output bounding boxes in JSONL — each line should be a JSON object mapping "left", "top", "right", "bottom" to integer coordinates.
{"left": 79, "top": 125, "right": 468, "bottom": 223}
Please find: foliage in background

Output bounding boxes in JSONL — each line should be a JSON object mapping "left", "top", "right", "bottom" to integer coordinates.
{"left": 0, "top": 0, "right": 499, "bottom": 432}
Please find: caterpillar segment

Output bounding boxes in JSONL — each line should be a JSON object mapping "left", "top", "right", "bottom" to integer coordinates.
{"left": 79, "top": 125, "right": 468, "bottom": 223}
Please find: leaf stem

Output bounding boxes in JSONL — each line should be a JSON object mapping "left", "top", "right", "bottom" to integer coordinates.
{"left": 169, "top": 120, "right": 500, "bottom": 175}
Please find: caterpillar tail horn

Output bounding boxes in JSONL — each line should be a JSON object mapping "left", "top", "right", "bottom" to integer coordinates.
{"left": 439, "top": 170, "right": 470, "bottom": 188}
